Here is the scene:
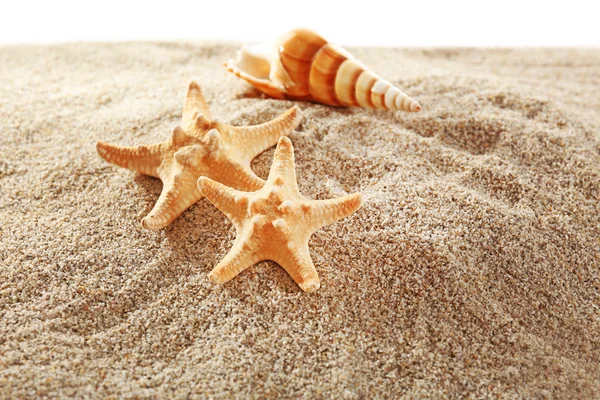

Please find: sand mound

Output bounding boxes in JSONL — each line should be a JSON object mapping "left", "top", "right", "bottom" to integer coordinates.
{"left": 1, "top": 43, "right": 599, "bottom": 398}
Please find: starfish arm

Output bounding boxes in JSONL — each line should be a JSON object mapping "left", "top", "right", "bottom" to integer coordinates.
{"left": 208, "top": 236, "right": 257, "bottom": 284}
{"left": 273, "top": 242, "right": 320, "bottom": 293}
{"left": 305, "top": 193, "right": 363, "bottom": 232}
{"left": 96, "top": 141, "right": 163, "bottom": 178}
{"left": 265, "top": 136, "right": 300, "bottom": 192}
{"left": 182, "top": 81, "right": 212, "bottom": 130}
{"left": 141, "top": 173, "right": 202, "bottom": 231}
{"left": 197, "top": 177, "right": 250, "bottom": 223}
{"left": 225, "top": 106, "right": 301, "bottom": 162}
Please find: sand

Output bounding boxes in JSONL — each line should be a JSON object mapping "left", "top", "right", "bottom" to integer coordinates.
{"left": 1, "top": 42, "right": 599, "bottom": 398}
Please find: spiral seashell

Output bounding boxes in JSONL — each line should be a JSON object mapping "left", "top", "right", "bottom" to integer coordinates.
{"left": 225, "top": 28, "right": 422, "bottom": 112}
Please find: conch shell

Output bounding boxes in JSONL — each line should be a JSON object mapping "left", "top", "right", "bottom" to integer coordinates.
{"left": 225, "top": 28, "right": 422, "bottom": 112}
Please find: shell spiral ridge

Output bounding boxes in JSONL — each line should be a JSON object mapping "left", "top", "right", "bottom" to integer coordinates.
{"left": 225, "top": 28, "right": 422, "bottom": 112}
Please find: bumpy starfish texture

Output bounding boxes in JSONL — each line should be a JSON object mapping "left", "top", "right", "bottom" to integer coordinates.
{"left": 97, "top": 81, "right": 301, "bottom": 230}
{"left": 198, "top": 136, "right": 363, "bottom": 293}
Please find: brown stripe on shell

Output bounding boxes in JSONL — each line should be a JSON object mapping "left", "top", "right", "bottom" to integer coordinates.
{"left": 370, "top": 81, "right": 391, "bottom": 110}
{"left": 380, "top": 93, "right": 388, "bottom": 110}
{"left": 394, "top": 94, "right": 411, "bottom": 112}
{"left": 403, "top": 96, "right": 414, "bottom": 112}
{"left": 309, "top": 44, "right": 348, "bottom": 106}
{"left": 279, "top": 53, "right": 313, "bottom": 98}
{"left": 278, "top": 29, "right": 327, "bottom": 98}
{"left": 370, "top": 87, "right": 387, "bottom": 109}
{"left": 355, "top": 70, "right": 378, "bottom": 109}
{"left": 334, "top": 59, "right": 363, "bottom": 107}
{"left": 372, "top": 93, "right": 386, "bottom": 109}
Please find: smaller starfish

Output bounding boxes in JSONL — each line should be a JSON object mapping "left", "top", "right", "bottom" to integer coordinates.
{"left": 198, "top": 136, "right": 362, "bottom": 292}
{"left": 97, "top": 81, "right": 301, "bottom": 230}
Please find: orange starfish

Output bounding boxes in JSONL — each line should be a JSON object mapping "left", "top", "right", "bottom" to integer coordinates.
{"left": 96, "top": 81, "right": 301, "bottom": 230}
{"left": 198, "top": 136, "right": 362, "bottom": 292}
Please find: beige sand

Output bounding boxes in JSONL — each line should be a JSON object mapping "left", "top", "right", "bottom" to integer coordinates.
{"left": 1, "top": 43, "right": 599, "bottom": 398}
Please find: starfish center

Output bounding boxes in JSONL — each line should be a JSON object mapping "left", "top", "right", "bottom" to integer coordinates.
{"left": 251, "top": 190, "right": 284, "bottom": 217}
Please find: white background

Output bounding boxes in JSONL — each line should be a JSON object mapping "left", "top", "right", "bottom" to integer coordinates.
{"left": 1, "top": 0, "right": 598, "bottom": 46}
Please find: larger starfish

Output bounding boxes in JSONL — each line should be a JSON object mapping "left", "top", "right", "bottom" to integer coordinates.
{"left": 97, "top": 81, "right": 301, "bottom": 230}
{"left": 198, "top": 136, "right": 363, "bottom": 292}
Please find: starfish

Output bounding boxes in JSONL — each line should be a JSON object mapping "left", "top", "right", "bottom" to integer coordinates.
{"left": 96, "top": 81, "right": 301, "bottom": 230}
{"left": 198, "top": 136, "right": 363, "bottom": 293}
